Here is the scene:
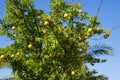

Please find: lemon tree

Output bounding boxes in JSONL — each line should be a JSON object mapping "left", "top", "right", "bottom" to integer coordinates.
{"left": 0, "top": 0, "right": 112, "bottom": 80}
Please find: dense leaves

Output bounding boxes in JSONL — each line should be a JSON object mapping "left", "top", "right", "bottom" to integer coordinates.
{"left": 0, "top": 0, "right": 112, "bottom": 80}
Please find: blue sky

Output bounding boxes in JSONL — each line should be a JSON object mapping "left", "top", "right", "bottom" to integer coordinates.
{"left": 0, "top": 0, "right": 120, "bottom": 80}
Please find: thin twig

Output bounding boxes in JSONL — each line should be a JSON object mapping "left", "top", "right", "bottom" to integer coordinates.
{"left": 96, "top": 0, "right": 103, "bottom": 17}
{"left": 111, "top": 25, "right": 120, "bottom": 31}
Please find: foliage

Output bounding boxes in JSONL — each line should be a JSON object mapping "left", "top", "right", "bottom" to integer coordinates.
{"left": 0, "top": 0, "right": 112, "bottom": 80}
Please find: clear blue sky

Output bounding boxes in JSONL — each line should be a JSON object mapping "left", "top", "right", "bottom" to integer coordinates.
{"left": 0, "top": 0, "right": 120, "bottom": 80}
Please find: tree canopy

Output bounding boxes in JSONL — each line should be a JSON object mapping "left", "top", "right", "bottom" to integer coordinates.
{"left": 0, "top": 0, "right": 112, "bottom": 80}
